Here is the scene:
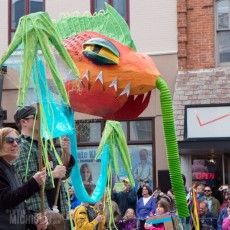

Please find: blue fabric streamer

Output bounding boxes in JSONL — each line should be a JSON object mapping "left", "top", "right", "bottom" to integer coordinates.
{"left": 70, "top": 131, "right": 109, "bottom": 202}
{"left": 32, "top": 59, "right": 73, "bottom": 139}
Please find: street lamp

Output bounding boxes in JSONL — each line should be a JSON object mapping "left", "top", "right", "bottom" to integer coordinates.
{"left": 0, "top": 66, "right": 7, "bottom": 127}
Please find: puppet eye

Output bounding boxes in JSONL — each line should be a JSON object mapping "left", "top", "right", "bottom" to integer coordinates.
{"left": 83, "top": 38, "right": 120, "bottom": 65}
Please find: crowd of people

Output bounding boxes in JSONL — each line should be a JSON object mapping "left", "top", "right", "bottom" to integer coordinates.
{"left": 2, "top": 105, "right": 230, "bottom": 229}
{"left": 190, "top": 182, "right": 230, "bottom": 230}
{"left": 69, "top": 177, "right": 176, "bottom": 230}
{"left": 69, "top": 172, "right": 230, "bottom": 230}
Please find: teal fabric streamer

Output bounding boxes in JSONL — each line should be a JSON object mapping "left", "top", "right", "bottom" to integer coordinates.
{"left": 32, "top": 59, "right": 73, "bottom": 139}
{"left": 70, "top": 124, "right": 109, "bottom": 202}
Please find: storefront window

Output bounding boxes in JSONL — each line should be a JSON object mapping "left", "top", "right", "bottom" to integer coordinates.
{"left": 112, "top": 145, "right": 152, "bottom": 190}
{"left": 77, "top": 145, "right": 153, "bottom": 191}
{"left": 76, "top": 118, "right": 155, "bottom": 188}
{"left": 192, "top": 157, "right": 222, "bottom": 188}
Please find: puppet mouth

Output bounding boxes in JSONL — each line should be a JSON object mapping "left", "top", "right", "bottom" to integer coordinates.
{"left": 65, "top": 71, "right": 151, "bottom": 120}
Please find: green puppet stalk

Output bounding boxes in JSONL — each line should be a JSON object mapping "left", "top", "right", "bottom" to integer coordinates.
{"left": 0, "top": 12, "right": 80, "bottom": 107}
{"left": 156, "top": 77, "right": 190, "bottom": 218}
{"left": 96, "top": 120, "right": 135, "bottom": 187}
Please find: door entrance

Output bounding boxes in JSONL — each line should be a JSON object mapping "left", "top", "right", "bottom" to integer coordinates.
{"left": 191, "top": 155, "right": 222, "bottom": 189}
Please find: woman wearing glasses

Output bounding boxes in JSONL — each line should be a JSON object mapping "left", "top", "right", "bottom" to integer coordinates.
{"left": 0, "top": 127, "right": 48, "bottom": 230}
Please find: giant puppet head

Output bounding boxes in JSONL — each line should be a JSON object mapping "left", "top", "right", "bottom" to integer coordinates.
{"left": 53, "top": 5, "right": 160, "bottom": 120}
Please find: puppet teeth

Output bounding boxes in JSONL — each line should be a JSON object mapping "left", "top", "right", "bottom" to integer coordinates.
{"left": 120, "top": 83, "right": 130, "bottom": 96}
{"left": 109, "top": 77, "right": 118, "bottom": 92}
{"left": 95, "top": 71, "right": 103, "bottom": 83}
{"left": 82, "top": 70, "right": 89, "bottom": 80}
{"left": 144, "top": 92, "right": 149, "bottom": 99}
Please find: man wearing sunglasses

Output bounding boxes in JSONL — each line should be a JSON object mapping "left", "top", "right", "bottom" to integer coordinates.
{"left": 14, "top": 106, "right": 75, "bottom": 229}
{"left": 199, "top": 186, "right": 220, "bottom": 217}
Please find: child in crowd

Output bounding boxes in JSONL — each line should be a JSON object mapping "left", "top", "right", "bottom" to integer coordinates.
{"left": 68, "top": 183, "right": 81, "bottom": 210}
{"left": 222, "top": 206, "right": 230, "bottom": 230}
{"left": 116, "top": 208, "right": 138, "bottom": 230}
{"left": 94, "top": 190, "right": 121, "bottom": 229}
{"left": 144, "top": 200, "right": 171, "bottom": 230}
{"left": 73, "top": 184, "right": 106, "bottom": 230}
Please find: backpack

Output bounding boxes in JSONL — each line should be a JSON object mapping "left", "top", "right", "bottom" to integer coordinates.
{"left": 85, "top": 205, "right": 99, "bottom": 230}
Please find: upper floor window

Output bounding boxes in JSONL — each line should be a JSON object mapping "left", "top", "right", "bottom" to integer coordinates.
{"left": 9, "top": 0, "right": 45, "bottom": 43}
{"left": 90, "top": 0, "right": 129, "bottom": 25}
{"left": 216, "top": 0, "right": 230, "bottom": 65}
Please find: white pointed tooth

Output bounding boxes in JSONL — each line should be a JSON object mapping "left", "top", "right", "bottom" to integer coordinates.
{"left": 120, "top": 83, "right": 130, "bottom": 96}
{"left": 95, "top": 71, "right": 103, "bottom": 83}
{"left": 83, "top": 70, "right": 89, "bottom": 80}
{"left": 109, "top": 77, "right": 118, "bottom": 91}
{"left": 144, "top": 92, "right": 148, "bottom": 99}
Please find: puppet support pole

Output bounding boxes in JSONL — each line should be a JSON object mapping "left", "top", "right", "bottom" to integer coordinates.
{"left": 37, "top": 103, "right": 45, "bottom": 216}
{"left": 53, "top": 147, "right": 65, "bottom": 211}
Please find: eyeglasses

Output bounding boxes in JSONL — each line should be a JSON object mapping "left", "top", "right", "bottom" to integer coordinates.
{"left": 204, "top": 190, "right": 211, "bottom": 192}
{"left": 4, "top": 137, "right": 21, "bottom": 144}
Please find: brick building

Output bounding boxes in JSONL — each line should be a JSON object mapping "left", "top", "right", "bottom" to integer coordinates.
{"left": 175, "top": 0, "right": 230, "bottom": 187}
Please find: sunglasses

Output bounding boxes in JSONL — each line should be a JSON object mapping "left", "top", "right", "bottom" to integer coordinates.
{"left": 4, "top": 137, "right": 21, "bottom": 144}
{"left": 204, "top": 190, "right": 211, "bottom": 192}
{"left": 25, "top": 115, "right": 37, "bottom": 120}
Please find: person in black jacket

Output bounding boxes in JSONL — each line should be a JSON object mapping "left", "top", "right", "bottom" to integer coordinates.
{"left": 112, "top": 178, "right": 137, "bottom": 216}
{"left": 0, "top": 127, "right": 47, "bottom": 230}
{"left": 199, "top": 201, "right": 217, "bottom": 229}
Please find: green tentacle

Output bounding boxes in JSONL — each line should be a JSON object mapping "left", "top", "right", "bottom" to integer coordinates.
{"left": 114, "top": 132, "right": 134, "bottom": 186}
{"left": 114, "top": 124, "right": 132, "bottom": 169}
{"left": 0, "top": 19, "right": 24, "bottom": 65}
{"left": 0, "top": 12, "right": 81, "bottom": 107}
{"left": 96, "top": 120, "right": 134, "bottom": 187}
{"left": 108, "top": 134, "right": 119, "bottom": 175}
{"left": 156, "top": 77, "right": 189, "bottom": 218}
{"left": 19, "top": 30, "right": 38, "bottom": 109}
